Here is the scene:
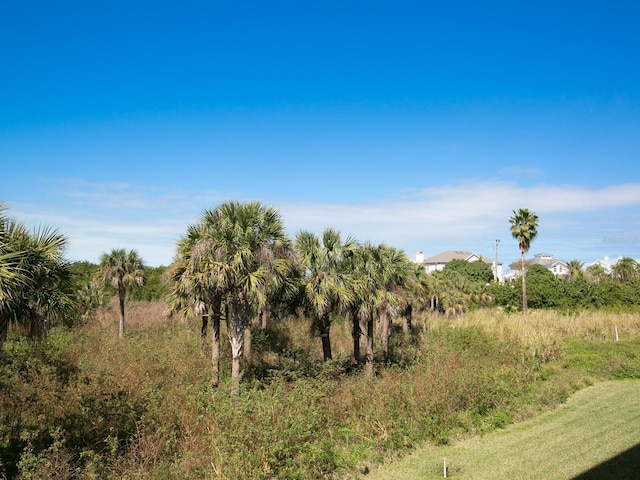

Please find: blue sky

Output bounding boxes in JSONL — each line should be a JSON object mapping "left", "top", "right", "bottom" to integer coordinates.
{"left": 2, "top": 1, "right": 640, "bottom": 267}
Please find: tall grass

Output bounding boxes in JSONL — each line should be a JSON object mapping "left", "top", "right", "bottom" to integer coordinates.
{"left": 2, "top": 302, "right": 640, "bottom": 479}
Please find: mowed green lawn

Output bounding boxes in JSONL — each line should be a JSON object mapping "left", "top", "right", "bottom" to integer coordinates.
{"left": 365, "top": 380, "right": 640, "bottom": 480}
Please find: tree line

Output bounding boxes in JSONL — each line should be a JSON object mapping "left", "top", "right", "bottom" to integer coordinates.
{"left": 3, "top": 202, "right": 640, "bottom": 394}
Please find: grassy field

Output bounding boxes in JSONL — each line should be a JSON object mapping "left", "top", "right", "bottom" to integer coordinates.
{"left": 364, "top": 380, "right": 640, "bottom": 479}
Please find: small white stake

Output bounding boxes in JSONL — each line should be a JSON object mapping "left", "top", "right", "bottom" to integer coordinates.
{"left": 444, "top": 457, "right": 447, "bottom": 478}
{"left": 615, "top": 325, "right": 619, "bottom": 342}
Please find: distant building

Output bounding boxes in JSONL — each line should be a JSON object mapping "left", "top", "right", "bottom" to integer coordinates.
{"left": 583, "top": 255, "right": 620, "bottom": 275}
{"left": 415, "top": 250, "right": 503, "bottom": 282}
{"left": 508, "top": 252, "right": 570, "bottom": 279}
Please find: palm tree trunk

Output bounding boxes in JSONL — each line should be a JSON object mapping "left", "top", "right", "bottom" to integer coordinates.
{"left": 380, "top": 310, "right": 390, "bottom": 356}
{"left": 365, "top": 315, "right": 374, "bottom": 377}
{"left": 243, "top": 323, "right": 251, "bottom": 362}
{"left": 402, "top": 304, "right": 412, "bottom": 333}
{"left": 29, "top": 316, "right": 46, "bottom": 339}
{"left": 320, "top": 315, "right": 332, "bottom": 361}
{"left": 349, "top": 310, "right": 361, "bottom": 364}
{"left": 0, "top": 317, "right": 7, "bottom": 354}
{"left": 230, "top": 342, "right": 242, "bottom": 395}
{"left": 520, "top": 252, "right": 528, "bottom": 313}
{"left": 228, "top": 306, "right": 245, "bottom": 395}
{"left": 211, "top": 297, "right": 222, "bottom": 388}
{"left": 259, "top": 306, "right": 269, "bottom": 330}
{"left": 200, "top": 314, "right": 209, "bottom": 355}
{"left": 118, "top": 287, "right": 126, "bottom": 339}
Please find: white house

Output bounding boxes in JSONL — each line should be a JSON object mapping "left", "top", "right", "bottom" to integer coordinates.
{"left": 583, "top": 255, "right": 620, "bottom": 275}
{"left": 415, "top": 250, "right": 504, "bottom": 282}
{"left": 508, "top": 253, "right": 570, "bottom": 279}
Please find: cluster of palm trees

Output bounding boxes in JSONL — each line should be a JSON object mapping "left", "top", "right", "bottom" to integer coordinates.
{"left": 2, "top": 200, "right": 544, "bottom": 393}
{"left": 166, "top": 201, "right": 434, "bottom": 393}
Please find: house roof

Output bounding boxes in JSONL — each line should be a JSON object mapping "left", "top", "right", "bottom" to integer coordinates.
{"left": 510, "top": 253, "right": 568, "bottom": 270}
{"left": 422, "top": 250, "right": 497, "bottom": 265}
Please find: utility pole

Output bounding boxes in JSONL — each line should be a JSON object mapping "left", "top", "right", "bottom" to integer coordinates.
{"left": 494, "top": 239, "right": 500, "bottom": 282}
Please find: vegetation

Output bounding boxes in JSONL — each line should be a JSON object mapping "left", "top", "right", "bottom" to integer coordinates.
{"left": 2, "top": 304, "right": 640, "bottom": 479}
{"left": 3, "top": 201, "right": 640, "bottom": 478}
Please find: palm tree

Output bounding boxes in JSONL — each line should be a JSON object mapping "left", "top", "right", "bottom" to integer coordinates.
{"left": 97, "top": 248, "right": 146, "bottom": 339}
{"left": 401, "top": 263, "right": 430, "bottom": 333}
{"left": 611, "top": 257, "right": 638, "bottom": 283}
{"left": 0, "top": 206, "right": 26, "bottom": 343}
{"left": 568, "top": 260, "right": 585, "bottom": 280}
{"left": 585, "top": 263, "right": 607, "bottom": 283}
{"left": 294, "top": 228, "right": 357, "bottom": 361}
{"left": 509, "top": 208, "right": 539, "bottom": 313}
{"left": 167, "top": 222, "right": 225, "bottom": 387}
{"left": 369, "top": 243, "right": 411, "bottom": 356}
{"left": 346, "top": 242, "right": 411, "bottom": 375}
{"left": 200, "top": 201, "right": 293, "bottom": 394}
{"left": 1, "top": 206, "right": 76, "bottom": 346}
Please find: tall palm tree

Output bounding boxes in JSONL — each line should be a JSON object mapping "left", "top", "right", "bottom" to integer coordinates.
{"left": 509, "top": 208, "right": 539, "bottom": 313}
{"left": 97, "top": 248, "right": 146, "bottom": 339}
{"left": 295, "top": 228, "right": 357, "bottom": 361}
{"left": 200, "top": 201, "right": 293, "bottom": 394}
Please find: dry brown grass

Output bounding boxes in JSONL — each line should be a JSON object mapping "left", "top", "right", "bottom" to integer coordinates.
{"left": 422, "top": 309, "right": 640, "bottom": 363}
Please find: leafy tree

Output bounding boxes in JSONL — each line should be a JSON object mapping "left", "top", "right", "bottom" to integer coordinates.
{"left": 525, "top": 264, "right": 560, "bottom": 309}
{"left": 295, "top": 228, "right": 357, "bottom": 362}
{"left": 96, "top": 249, "right": 146, "bottom": 339}
{"left": 490, "top": 280, "right": 521, "bottom": 311}
{"left": 509, "top": 208, "right": 539, "bottom": 313}
{"left": 131, "top": 266, "right": 169, "bottom": 301}
{"left": 443, "top": 258, "right": 493, "bottom": 285}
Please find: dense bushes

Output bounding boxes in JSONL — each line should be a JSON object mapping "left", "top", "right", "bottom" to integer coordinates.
{"left": 491, "top": 273, "right": 640, "bottom": 311}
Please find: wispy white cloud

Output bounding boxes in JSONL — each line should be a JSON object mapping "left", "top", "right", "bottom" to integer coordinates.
{"left": 9, "top": 180, "right": 640, "bottom": 266}
{"left": 276, "top": 181, "right": 640, "bottom": 263}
